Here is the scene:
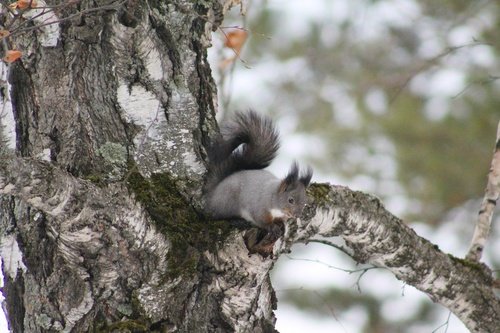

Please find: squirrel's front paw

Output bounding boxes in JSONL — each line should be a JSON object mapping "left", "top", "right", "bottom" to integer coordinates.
{"left": 243, "top": 221, "right": 284, "bottom": 258}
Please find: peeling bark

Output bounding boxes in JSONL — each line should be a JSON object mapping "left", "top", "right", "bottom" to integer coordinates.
{"left": 0, "top": 1, "right": 498, "bottom": 333}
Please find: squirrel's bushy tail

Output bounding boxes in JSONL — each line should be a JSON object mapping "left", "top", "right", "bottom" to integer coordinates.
{"left": 205, "top": 110, "right": 280, "bottom": 193}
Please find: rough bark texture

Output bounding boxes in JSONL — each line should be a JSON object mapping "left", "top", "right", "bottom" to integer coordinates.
{"left": 0, "top": 1, "right": 498, "bottom": 333}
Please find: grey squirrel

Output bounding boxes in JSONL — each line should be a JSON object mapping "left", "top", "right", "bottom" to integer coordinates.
{"left": 204, "top": 110, "right": 313, "bottom": 229}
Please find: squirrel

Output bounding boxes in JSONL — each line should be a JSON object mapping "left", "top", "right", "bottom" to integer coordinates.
{"left": 204, "top": 110, "right": 313, "bottom": 231}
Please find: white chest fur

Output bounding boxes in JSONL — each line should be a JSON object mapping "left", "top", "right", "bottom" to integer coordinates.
{"left": 269, "top": 209, "right": 287, "bottom": 219}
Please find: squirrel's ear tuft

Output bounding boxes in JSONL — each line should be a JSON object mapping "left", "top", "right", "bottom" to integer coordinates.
{"left": 279, "top": 161, "right": 299, "bottom": 192}
{"left": 285, "top": 161, "right": 299, "bottom": 184}
{"left": 300, "top": 166, "right": 313, "bottom": 187}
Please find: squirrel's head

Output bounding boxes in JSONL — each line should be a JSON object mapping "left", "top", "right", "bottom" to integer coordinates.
{"left": 277, "top": 162, "right": 313, "bottom": 218}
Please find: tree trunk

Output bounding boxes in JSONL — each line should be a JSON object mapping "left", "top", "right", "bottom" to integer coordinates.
{"left": 0, "top": 1, "right": 498, "bottom": 333}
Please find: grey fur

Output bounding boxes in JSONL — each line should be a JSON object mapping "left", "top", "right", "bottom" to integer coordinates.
{"left": 205, "top": 111, "right": 313, "bottom": 228}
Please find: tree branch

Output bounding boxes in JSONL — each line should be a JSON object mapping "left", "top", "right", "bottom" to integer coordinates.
{"left": 466, "top": 120, "right": 500, "bottom": 261}
{"left": 273, "top": 184, "right": 499, "bottom": 333}
{"left": 2, "top": 157, "right": 498, "bottom": 332}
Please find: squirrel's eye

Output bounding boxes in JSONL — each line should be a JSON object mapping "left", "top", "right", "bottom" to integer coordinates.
{"left": 288, "top": 197, "right": 295, "bottom": 204}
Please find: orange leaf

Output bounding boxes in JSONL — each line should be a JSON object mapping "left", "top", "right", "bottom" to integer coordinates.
{"left": 0, "top": 30, "right": 10, "bottom": 39}
{"left": 224, "top": 29, "right": 247, "bottom": 54}
{"left": 3, "top": 50, "right": 22, "bottom": 63}
{"left": 17, "top": 0, "right": 38, "bottom": 9}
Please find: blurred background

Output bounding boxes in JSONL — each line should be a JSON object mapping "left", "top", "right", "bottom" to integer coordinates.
{"left": 208, "top": 0, "right": 499, "bottom": 332}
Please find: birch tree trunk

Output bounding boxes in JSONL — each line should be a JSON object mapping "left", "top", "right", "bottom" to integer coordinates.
{"left": 0, "top": 1, "right": 498, "bottom": 333}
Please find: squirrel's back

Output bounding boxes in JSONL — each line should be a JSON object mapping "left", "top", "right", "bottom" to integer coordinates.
{"left": 204, "top": 110, "right": 313, "bottom": 229}
{"left": 206, "top": 169, "right": 281, "bottom": 225}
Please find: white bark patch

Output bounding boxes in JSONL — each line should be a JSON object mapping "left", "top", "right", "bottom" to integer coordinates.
{"left": 22, "top": 1, "right": 60, "bottom": 47}
{"left": 60, "top": 226, "right": 100, "bottom": 244}
{"left": 308, "top": 207, "right": 338, "bottom": 235}
{"left": 117, "top": 82, "right": 163, "bottom": 145}
{"left": 0, "top": 183, "right": 15, "bottom": 194}
{"left": 37, "top": 148, "right": 51, "bottom": 161}
{"left": 0, "top": 234, "right": 28, "bottom": 279}
{"left": 182, "top": 151, "right": 205, "bottom": 175}
{"left": 0, "top": 63, "right": 15, "bottom": 150}
{"left": 417, "top": 270, "right": 450, "bottom": 295}
{"left": 140, "top": 36, "right": 163, "bottom": 80}
{"left": 146, "top": 48, "right": 163, "bottom": 80}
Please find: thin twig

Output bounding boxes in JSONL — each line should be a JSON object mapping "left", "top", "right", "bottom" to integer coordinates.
{"left": 308, "top": 238, "right": 353, "bottom": 257}
{"left": 6, "top": 0, "right": 127, "bottom": 38}
{"left": 6, "top": 2, "right": 75, "bottom": 33}
{"left": 311, "top": 289, "right": 348, "bottom": 333}
{"left": 453, "top": 75, "right": 500, "bottom": 98}
{"left": 284, "top": 255, "right": 380, "bottom": 275}
{"left": 389, "top": 41, "right": 490, "bottom": 105}
{"left": 0, "top": 0, "right": 18, "bottom": 17}
{"left": 273, "top": 287, "right": 348, "bottom": 332}
{"left": 432, "top": 310, "right": 452, "bottom": 333}
{"left": 307, "top": 238, "right": 384, "bottom": 291}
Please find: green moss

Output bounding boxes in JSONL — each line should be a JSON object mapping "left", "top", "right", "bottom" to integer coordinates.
{"left": 447, "top": 254, "right": 484, "bottom": 271}
{"left": 308, "top": 183, "right": 331, "bottom": 206}
{"left": 95, "top": 319, "right": 149, "bottom": 333}
{"left": 130, "top": 292, "right": 144, "bottom": 316}
{"left": 126, "top": 162, "right": 232, "bottom": 278}
{"left": 447, "top": 254, "right": 494, "bottom": 283}
{"left": 85, "top": 173, "right": 106, "bottom": 186}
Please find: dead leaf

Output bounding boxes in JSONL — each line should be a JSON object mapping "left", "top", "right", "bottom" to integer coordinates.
{"left": 0, "top": 30, "right": 10, "bottom": 39}
{"left": 17, "top": 0, "right": 38, "bottom": 9}
{"left": 224, "top": 29, "right": 247, "bottom": 54}
{"left": 3, "top": 50, "right": 22, "bottom": 63}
